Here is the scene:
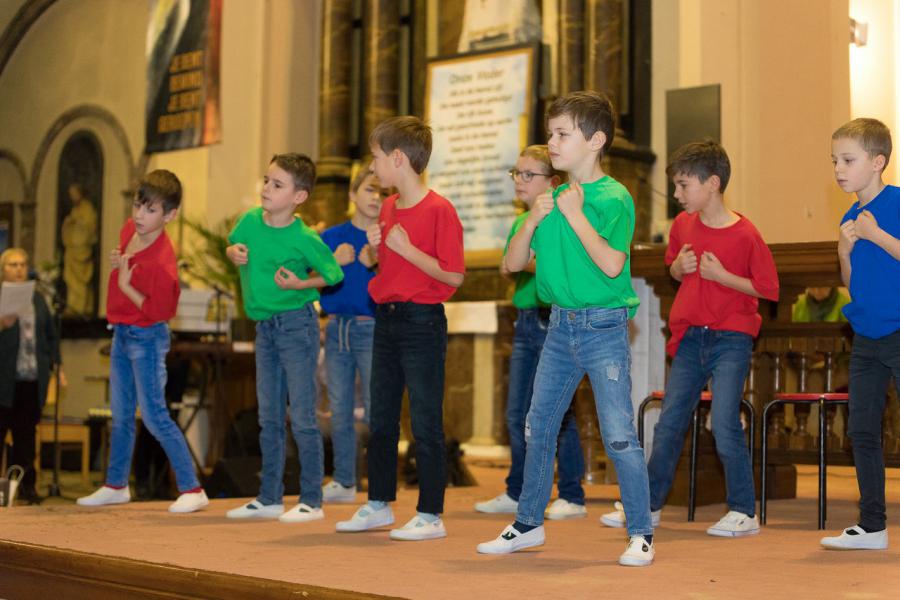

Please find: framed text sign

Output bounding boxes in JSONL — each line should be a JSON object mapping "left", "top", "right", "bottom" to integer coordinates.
{"left": 425, "top": 45, "right": 538, "bottom": 266}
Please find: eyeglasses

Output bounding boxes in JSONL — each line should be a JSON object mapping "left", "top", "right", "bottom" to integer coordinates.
{"left": 508, "top": 168, "right": 552, "bottom": 183}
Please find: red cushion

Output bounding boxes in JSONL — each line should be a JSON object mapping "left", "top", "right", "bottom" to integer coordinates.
{"left": 773, "top": 392, "right": 849, "bottom": 402}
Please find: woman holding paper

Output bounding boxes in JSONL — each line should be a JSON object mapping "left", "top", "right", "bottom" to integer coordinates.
{"left": 0, "top": 248, "right": 60, "bottom": 504}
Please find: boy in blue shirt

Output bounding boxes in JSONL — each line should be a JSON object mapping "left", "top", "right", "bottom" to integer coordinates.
{"left": 477, "top": 91, "right": 654, "bottom": 566}
{"left": 224, "top": 153, "right": 344, "bottom": 523}
{"left": 822, "top": 118, "right": 900, "bottom": 550}
{"left": 319, "top": 165, "right": 383, "bottom": 503}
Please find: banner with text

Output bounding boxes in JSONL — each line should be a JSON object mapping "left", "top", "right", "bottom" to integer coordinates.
{"left": 425, "top": 46, "right": 537, "bottom": 258}
{"left": 146, "top": 0, "right": 222, "bottom": 153}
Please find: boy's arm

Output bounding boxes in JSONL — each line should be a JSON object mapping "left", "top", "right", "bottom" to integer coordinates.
{"left": 274, "top": 268, "right": 329, "bottom": 291}
{"left": 117, "top": 256, "right": 147, "bottom": 308}
{"left": 385, "top": 224, "right": 463, "bottom": 287}
{"left": 837, "top": 219, "right": 857, "bottom": 288}
{"left": 855, "top": 209, "right": 900, "bottom": 260}
{"left": 557, "top": 183, "right": 626, "bottom": 278}
{"left": 504, "top": 225, "right": 536, "bottom": 273}
{"left": 698, "top": 234, "right": 779, "bottom": 300}
{"left": 506, "top": 190, "right": 553, "bottom": 272}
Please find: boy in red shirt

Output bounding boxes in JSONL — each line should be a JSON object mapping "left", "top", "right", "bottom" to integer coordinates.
{"left": 336, "top": 116, "right": 465, "bottom": 541}
{"left": 77, "top": 170, "right": 207, "bottom": 513}
{"left": 601, "top": 141, "right": 778, "bottom": 536}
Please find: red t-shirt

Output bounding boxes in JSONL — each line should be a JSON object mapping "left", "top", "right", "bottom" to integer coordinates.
{"left": 665, "top": 211, "right": 779, "bottom": 356}
{"left": 368, "top": 190, "right": 465, "bottom": 304}
{"left": 106, "top": 219, "right": 180, "bottom": 326}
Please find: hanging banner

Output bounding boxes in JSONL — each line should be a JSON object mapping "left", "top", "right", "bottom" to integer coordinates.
{"left": 425, "top": 45, "right": 538, "bottom": 266}
{"left": 146, "top": 0, "right": 222, "bottom": 153}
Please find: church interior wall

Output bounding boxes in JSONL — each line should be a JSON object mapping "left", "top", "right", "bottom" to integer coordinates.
{"left": 0, "top": 0, "right": 894, "bottom": 420}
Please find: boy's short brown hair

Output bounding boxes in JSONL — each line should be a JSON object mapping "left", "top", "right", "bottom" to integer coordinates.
{"left": 369, "top": 116, "right": 432, "bottom": 174}
{"left": 666, "top": 140, "right": 732, "bottom": 193}
{"left": 832, "top": 118, "right": 893, "bottom": 169}
{"left": 137, "top": 169, "right": 182, "bottom": 212}
{"left": 271, "top": 153, "right": 316, "bottom": 193}
{"left": 547, "top": 91, "right": 617, "bottom": 157}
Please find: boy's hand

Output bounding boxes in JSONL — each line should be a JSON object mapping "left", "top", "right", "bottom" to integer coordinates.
{"left": 359, "top": 244, "right": 377, "bottom": 268}
{"left": 556, "top": 182, "right": 584, "bottom": 218}
{"left": 117, "top": 254, "right": 135, "bottom": 289}
{"left": 110, "top": 248, "right": 122, "bottom": 269}
{"left": 366, "top": 223, "right": 383, "bottom": 248}
{"left": 527, "top": 189, "right": 555, "bottom": 227}
{"left": 854, "top": 210, "right": 880, "bottom": 241}
{"left": 334, "top": 243, "right": 356, "bottom": 266}
{"left": 674, "top": 243, "right": 697, "bottom": 275}
{"left": 699, "top": 251, "right": 726, "bottom": 282}
{"left": 838, "top": 220, "right": 858, "bottom": 257}
{"left": 274, "top": 266, "right": 303, "bottom": 290}
{"left": 227, "top": 243, "right": 249, "bottom": 266}
{"left": 385, "top": 224, "right": 412, "bottom": 256}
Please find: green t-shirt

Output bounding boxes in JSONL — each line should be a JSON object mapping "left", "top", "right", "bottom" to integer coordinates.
{"left": 228, "top": 207, "right": 344, "bottom": 321}
{"left": 505, "top": 212, "right": 546, "bottom": 309}
{"left": 530, "top": 176, "right": 640, "bottom": 315}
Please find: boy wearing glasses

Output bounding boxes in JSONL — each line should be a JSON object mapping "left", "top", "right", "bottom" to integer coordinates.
{"left": 474, "top": 145, "right": 587, "bottom": 521}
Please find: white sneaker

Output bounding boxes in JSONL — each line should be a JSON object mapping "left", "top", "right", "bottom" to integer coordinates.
{"left": 336, "top": 503, "right": 395, "bottom": 532}
{"left": 322, "top": 481, "right": 357, "bottom": 504}
{"left": 619, "top": 535, "right": 655, "bottom": 567}
{"left": 545, "top": 498, "right": 587, "bottom": 520}
{"left": 600, "top": 501, "right": 661, "bottom": 529}
{"left": 821, "top": 525, "right": 888, "bottom": 550}
{"left": 77, "top": 486, "right": 131, "bottom": 507}
{"left": 279, "top": 502, "right": 325, "bottom": 523}
{"left": 389, "top": 515, "right": 447, "bottom": 541}
{"left": 226, "top": 500, "right": 284, "bottom": 520}
{"left": 474, "top": 492, "right": 518, "bottom": 514}
{"left": 706, "top": 511, "right": 760, "bottom": 538}
{"left": 477, "top": 524, "right": 545, "bottom": 554}
{"left": 168, "top": 490, "right": 209, "bottom": 513}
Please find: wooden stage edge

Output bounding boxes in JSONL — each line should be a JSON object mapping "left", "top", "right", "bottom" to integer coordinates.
{"left": 0, "top": 539, "right": 406, "bottom": 600}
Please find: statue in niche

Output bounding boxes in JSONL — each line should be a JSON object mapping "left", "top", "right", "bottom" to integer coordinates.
{"left": 60, "top": 183, "right": 98, "bottom": 316}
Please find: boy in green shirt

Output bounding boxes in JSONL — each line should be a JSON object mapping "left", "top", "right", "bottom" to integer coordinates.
{"left": 477, "top": 91, "right": 654, "bottom": 567}
{"left": 224, "top": 153, "right": 343, "bottom": 523}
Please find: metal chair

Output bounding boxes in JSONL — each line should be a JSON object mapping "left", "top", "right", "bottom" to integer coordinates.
{"left": 760, "top": 392, "right": 849, "bottom": 529}
{"left": 638, "top": 390, "right": 756, "bottom": 521}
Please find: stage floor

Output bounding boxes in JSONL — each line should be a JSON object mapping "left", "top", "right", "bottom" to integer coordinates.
{"left": 2, "top": 463, "right": 900, "bottom": 599}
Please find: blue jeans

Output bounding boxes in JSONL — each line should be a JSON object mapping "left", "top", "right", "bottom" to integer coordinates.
{"left": 647, "top": 326, "right": 755, "bottom": 515}
{"left": 516, "top": 306, "right": 652, "bottom": 536}
{"left": 368, "top": 302, "right": 447, "bottom": 514}
{"left": 255, "top": 304, "right": 323, "bottom": 507}
{"left": 107, "top": 323, "right": 199, "bottom": 492}
{"left": 506, "top": 308, "right": 584, "bottom": 504}
{"left": 848, "top": 329, "right": 900, "bottom": 531}
{"left": 325, "top": 315, "right": 374, "bottom": 487}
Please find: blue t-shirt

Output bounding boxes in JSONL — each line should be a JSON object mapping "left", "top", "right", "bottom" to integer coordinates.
{"left": 320, "top": 221, "right": 377, "bottom": 317}
{"left": 840, "top": 184, "right": 900, "bottom": 338}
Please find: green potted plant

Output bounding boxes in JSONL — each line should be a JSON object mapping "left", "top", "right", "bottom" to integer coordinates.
{"left": 181, "top": 215, "right": 254, "bottom": 341}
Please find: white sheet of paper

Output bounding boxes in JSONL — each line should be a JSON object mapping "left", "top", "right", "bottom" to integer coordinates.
{"left": 0, "top": 281, "right": 35, "bottom": 318}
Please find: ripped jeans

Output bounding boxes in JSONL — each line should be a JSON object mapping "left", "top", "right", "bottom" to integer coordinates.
{"left": 514, "top": 306, "right": 652, "bottom": 536}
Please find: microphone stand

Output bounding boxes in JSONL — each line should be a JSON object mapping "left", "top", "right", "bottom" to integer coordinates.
{"left": 176, "top": 263, "right": 237, "bottom": 473}
{"left": 41, "top": 280, "right": 66, "bottom": 498}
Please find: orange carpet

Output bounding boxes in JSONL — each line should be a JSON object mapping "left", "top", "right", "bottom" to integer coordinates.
{"left": 1, "top": 463, "right": 899, "bottom": 599}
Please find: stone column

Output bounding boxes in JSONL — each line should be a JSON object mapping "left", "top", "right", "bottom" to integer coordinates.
{"left": 557, "top": 0, "right": 585, "bottom": 94}
{"left": 307, "top": 0, "right": 354, "bottom": 229}
{"left": 361, "top": 0, "right": 400, "bottom": 147}
{"left": 584, "top": 0, "right": 622, "bottom": 106}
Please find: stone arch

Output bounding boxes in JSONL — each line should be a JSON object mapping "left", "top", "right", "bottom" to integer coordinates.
{"left": 30, "top": 104, "right": 140, "bottom": 313}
